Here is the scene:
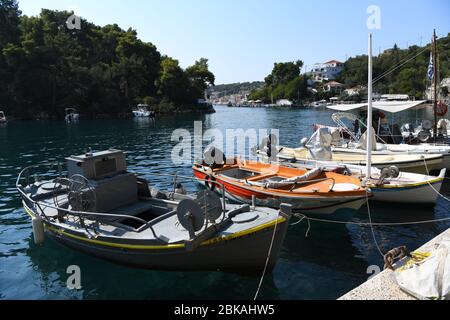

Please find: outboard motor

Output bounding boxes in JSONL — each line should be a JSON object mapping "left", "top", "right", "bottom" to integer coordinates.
{"left": 260, "top": 134, "right": 279, "bottom": 161}
{"left": 309, "top": 128, "right": 333, "bottom": 161}
{"left": 417, "top": 119, "right": 432, "bottom": 143}
{"left": 203, "top": 146, "right": 226, "bottom": 169}
{"left": 175, "top": 183, "right": 187, "bottom": 195}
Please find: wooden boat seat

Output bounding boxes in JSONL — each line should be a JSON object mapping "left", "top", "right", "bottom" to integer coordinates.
{"left": 245, "top": 173, "right": 277, "bottom": 182}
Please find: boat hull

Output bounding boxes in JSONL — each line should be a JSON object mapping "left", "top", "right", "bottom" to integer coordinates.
{"left": 370, "top": 179, "right": 443, "bottom": 203}
{"left": 269, "top": 157, "right": 446, "bottom": 204}
{"left": 24, "top": 203, "right": 288, "bottom": 274}
{"left": 193, "top": 169, "right": 367, "bottom": 215}
{"left": 277, "top": 150, "right": 443, "bottom": 175}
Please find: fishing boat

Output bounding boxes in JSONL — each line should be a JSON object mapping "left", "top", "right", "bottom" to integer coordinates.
{"left": 263, "top": 159, "right": 446, "bottom": 204}
{"left": 193, "top": 148, "right": 370, "bottom": 215}
{"left": 16, "top": 149, "right": 291, "bottom": 273}
{"left": 273, "top": 144, "right": 443, "bottom": 175}
{"left": 0, "top": 111, "right": 6, "bottom": 123}
{"left": 314, "top": 112, "right": 450, "bottom": 170}
{"left": 65, "top": 108, "right": 80, "bottom": 123}
{"left": 132, "top": 104, "right": 155, "bottom": 118}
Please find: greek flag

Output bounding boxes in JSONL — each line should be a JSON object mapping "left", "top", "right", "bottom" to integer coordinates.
{"left": 427, "top": 52, "right": 434, "bottom": 80}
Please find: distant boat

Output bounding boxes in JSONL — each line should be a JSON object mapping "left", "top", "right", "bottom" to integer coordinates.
{"left": 65, "top": 108, "right": 80, "bottom": 123}
{"left": 310, "top": 100, "right": 328, "bottom": 109}
{"left": 0, "top": 111, "right": 7, "bottom": 123}
{"left": 132, "top": 104, "right": 155, "bottom": 118}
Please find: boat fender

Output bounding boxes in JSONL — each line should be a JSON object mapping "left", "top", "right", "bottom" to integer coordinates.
{"left": 204, "top": 175, "right": 216, "bottom": 192}
{"left": 32, "top": 216, "right": 45, "bottom": 245}
{"left": 437, "top": 101, "right": 448, "bottom": 117}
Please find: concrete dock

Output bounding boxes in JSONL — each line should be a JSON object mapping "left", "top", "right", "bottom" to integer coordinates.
{"left": 339, "top": 228, "right": 450, "bottom": 300}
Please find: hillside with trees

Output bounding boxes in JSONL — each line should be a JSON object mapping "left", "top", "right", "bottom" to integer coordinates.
{"left": 0, "top": 0, "right": 215, "bottom": 119}
{"left": 337, "top": 34, "right": 450, "bottom": 100}
{"left": 248, "top": 34, "right": 449, "bottom": 104}
{"left": 208, "top": 81, "right": 264, "bottom": 98}
{"left": 248, "top": 61, "right": 309, "bottom": 103}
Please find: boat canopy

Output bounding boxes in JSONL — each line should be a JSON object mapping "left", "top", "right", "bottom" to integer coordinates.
{"left": 327, "top": 100, "right": 427, "bottom": 114}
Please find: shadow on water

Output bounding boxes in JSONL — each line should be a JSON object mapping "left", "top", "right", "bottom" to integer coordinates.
{"left": 25, "top": 234, "right": 278, "bottom": 300}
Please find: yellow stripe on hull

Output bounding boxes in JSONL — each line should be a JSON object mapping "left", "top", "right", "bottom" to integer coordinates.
{"left": 23, "top": 202, "right": 286, "bottom": 251}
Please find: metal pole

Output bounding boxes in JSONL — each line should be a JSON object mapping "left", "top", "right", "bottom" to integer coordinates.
{"left": 366, "top": 33, "right": 373, "bottom": 180}
{"left": 433, "top": 29, "right": 438, "bottom": 143}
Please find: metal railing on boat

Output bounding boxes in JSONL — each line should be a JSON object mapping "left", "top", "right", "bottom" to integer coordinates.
{"left": 16, "top": 163, "right": 231, "bottom": 238}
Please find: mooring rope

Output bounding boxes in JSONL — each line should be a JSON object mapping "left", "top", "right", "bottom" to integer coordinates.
{"left": 366, "top": 190, "right": 385, "bottom": 257}
{"left": 423, "top": 159, "right": 450, "bottom": 203}
{"left": 254, "top": 210, "right": 281, "bottom": 301}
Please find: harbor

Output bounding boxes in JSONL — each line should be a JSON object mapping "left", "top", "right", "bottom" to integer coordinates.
{"left": 0, "top": 0, "right": 449, "bottom": 304}
{"left": 1, "top": 105, "right": 450, "bottom": 300}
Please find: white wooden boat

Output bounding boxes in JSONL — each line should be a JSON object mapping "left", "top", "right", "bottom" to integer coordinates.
{"left": 325, "top": 112, "right": 450, "bottom": 169}
{"left": 263, "top": 156, "right": 446, "bottom": 204}
{"left": 274, "top": 146, "right": 443, "bottom": 175}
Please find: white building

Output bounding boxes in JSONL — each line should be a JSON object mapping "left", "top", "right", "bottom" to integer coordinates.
{"left": 310, "top": 60, "right": 344, "bottom": 81}
{"left": 323, "top": 81, "right": 344, "bottom": 94}
{"left": 344, "top": 85, "right": 366, "bottom": 96}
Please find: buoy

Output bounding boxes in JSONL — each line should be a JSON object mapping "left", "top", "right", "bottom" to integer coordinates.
{"left": 437, "top": 101, "right": 448, "bottom": 117}
{"left": 32, "top": 216, "right": 45, "bottom": 245}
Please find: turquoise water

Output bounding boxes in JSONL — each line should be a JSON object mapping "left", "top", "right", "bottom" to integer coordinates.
{"left": 0, "top": 105, "right": 449, "bottom": 300}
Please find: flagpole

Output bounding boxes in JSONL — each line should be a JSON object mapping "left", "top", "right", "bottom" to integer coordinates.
{"left": 433, "top": 29, "right": 438, "bottom": 142}
{"left": 366, "top": 33, "right": 373, "bottom": 181}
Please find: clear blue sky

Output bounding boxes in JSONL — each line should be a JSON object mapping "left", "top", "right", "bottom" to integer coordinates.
{"left": 18, "top": 0, "right": 450, "bottom": 84}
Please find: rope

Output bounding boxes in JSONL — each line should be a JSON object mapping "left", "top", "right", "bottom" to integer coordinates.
{"left": 254, "top": 210, "right": 281, "bottom": 301}
{"left": 304, "top": 216, "right": 450, "bottom": 226}
{"left": 290, "top": 214, "right": 311, "bottom": 237}
{"left": 423, "top": 159, "right": 450, "bottom": 202}
{"left": 366, "top": 190, "right": 385, "bottom": 257}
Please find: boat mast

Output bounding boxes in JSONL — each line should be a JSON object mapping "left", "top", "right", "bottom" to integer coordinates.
{"left": 433, "top": 29, "right": 438, "bottom": 142}
{"left": 366, "top": 33, "right": 373, "bottom": 180}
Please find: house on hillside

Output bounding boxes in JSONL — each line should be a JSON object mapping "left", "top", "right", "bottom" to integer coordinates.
{"left": 309, "top": 60, "right": 344, "bottom": 81}
{"left": 324, "top": 81, "right": 344, "bottom": 94}
{"left": 344, "top": 85, "right": 366, "bottom": 96}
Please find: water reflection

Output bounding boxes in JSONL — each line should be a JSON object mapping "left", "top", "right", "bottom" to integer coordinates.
{"left": 0, "top": 105, "right": 449, "bottom": 300}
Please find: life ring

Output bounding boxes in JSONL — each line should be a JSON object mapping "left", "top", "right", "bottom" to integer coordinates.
{"left": 437, "top": 101, "right": 448, "bottom": 117}
{"left": 204, "top": 175, "right": 216, "bottom": 191}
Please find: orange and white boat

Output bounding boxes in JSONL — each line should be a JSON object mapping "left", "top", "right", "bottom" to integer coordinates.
{"left": 193, "top": 158, "right": 371, "bottom": 215}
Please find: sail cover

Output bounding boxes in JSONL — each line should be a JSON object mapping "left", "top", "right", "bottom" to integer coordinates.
{"left": 327, "top": 100, "right": 427, "bottom": 114}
